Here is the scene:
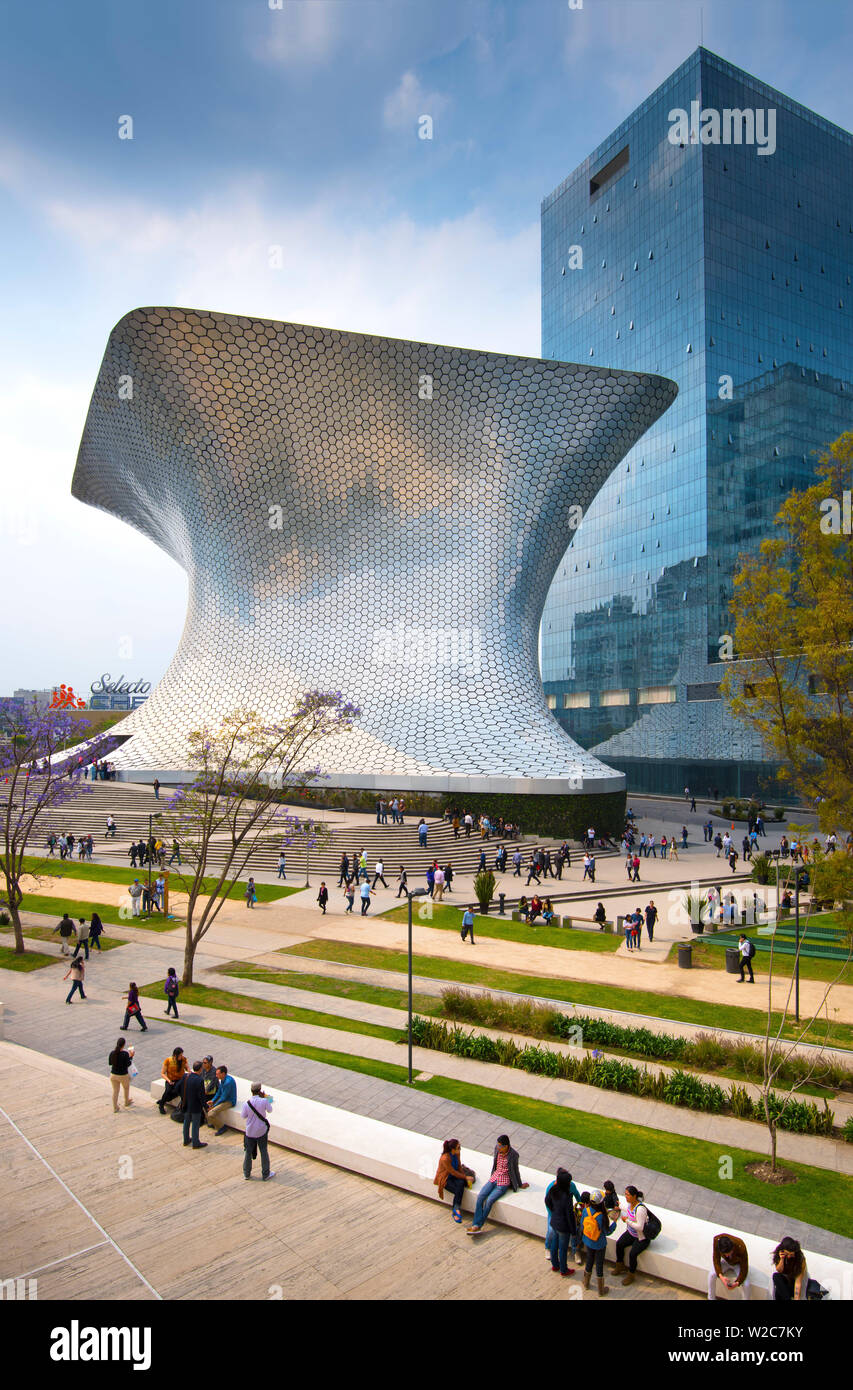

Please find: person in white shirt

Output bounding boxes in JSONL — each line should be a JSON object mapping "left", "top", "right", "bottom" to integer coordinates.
{"left": 433, "top": 865, "right": 446, "bottom": 901}
{"left": 371, "top": 859, "right": 388, "bottom": 889}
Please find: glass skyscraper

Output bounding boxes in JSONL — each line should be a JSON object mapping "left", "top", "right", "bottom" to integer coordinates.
{"left": 540, "top": 47, "right": 853, "bottom": 796}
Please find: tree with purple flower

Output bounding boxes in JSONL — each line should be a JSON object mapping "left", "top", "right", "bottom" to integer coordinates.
{"left": 0, "top": 698, "right": 118, "bottom": 953}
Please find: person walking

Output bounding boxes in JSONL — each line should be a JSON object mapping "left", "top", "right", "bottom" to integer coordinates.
{"left": 153, "top": 778, "right": 161, "bottom": 799}
{"left": 72, "top": 918, "right": 90, "bottom": 960}
{"left": 512, "top": 848, "right": 522, "bottom": 877}
{"left": 169, "top": 839, "right": 182, "bottom": 866}
{"left": 245, "top": 877, "right": 257, "bottom": 908}
{"left": 452, "top": 815, "right": 460, "bottom": 839}
{"left": 708, "top": 1233, "right": 751, "bottom": 1300}
{"left": 668, "top": 838, "right": 679, "bottom": 863}
{"left": 242, "top": 1081, "right": 274, "bottom": 1180}
{"left": 128, "top": 879, "right": 143, "bottom": 917}
{"left": 623, "top": 915, "right": 634, "bottom": 952}
{"left": 344, "top": 881, "right": 355, "bottom": 912}
{"left": 337, "top": 854, "right": 349, "bottom": 887}
{"left": 545, "top": 1169, "right": 577, "bottom": 1277}
{"left": 205, "top": 1064, "right": 237, "bottom": 1135}
{"left": 88, "top": 911, "right": 104, "bottom": 952}
{"left": 372, "top": 859, "right": 388, "bottom": 890}
{"left": 359, "top": 879, "right": 373, "bottom": 915}
{"left": 158, "top": 1046, "right": 188, "bottom": 1113}
{"left": 108, "top": 1038, "right": 135, "bottom": 1112}
{"left": 121, "top": 982, "right": 148, "bottom": 1031}
{"left": 164, "top": 966, "right": 180, "bottom": 1017}
{"left": 426, "top": 864, "right": 435, "bottom": 897}
{"left": 631, "top": 853, "right": 640, "bottom": 882}
{"left": 129, "top": 840, "right": 139, "bottom": 869}
{"left": 466, "top": 1135, "right": 528, "bottom": 1233}
{"left": 690, "top": 795, "right": 696, "bottom": 812}
{"left": 736, "top": 933, "right": 755, "bottom": 983}
{"left": 631, "top": 909, "right": 643, "bottom": 951}
{"left": 317, "top": 882, "right": 329, "bottom": 914}
{"left": 526, "top": 853, "right": 542, "bottom": 887}
{"left": 434, "top": 1138, "right": 476, "bottom": 1222}
{"left": 461, "top": 907, "right": 475, "bottom": 944}
{"left": 418, "top": 819, "right": 428, "bottom": 848}
{"left": 64, "top": 955, "right": 86, "bottom": 1004}
{"left": 181, "top": 1060, "right": 209, "bottom": 1150}
{"left": 433, "top": 865, "right": 445, "bottom": 901}
{"left": 660, "top": 834, "right": 668, "bottom": 860}
{"left": 614, "top": 1186, "right": 655, "bottom": 1286}
{"left": 53, "top": 912, "right": 76, "bottom": 956}
{"left": 645, "top": 901, "right": 657, "bottom": 943}
{"left": 580, "top": 1190, "right": 617, "bottom": 1296}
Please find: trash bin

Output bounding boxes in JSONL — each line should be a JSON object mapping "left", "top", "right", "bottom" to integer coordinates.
{"left": 725, "top": 947, "right": 740, "bottom": 974}
{"left": 677, "top": 942, "right": 693, "bottom": 969}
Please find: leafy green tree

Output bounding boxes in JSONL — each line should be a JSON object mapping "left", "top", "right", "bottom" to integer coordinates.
{"left": 722, "top": 431, "right": 853, "bottom": 829}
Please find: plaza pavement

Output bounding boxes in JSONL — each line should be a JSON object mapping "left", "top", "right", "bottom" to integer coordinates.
{"left": 1, "top": 1043, "right": 704, "bottom": 1302}
{"left": 2, "top": 923, "right": 853, "bottom": 1268}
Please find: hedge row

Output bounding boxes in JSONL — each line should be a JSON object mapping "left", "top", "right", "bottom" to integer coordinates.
{"left": 439, "top": 987, "right": 853, "bottom": 1093}
{"left": 408, "top": 1016, "right": 841, "bottom": 1137}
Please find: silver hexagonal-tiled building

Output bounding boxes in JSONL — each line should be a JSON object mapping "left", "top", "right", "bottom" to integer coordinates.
{"left": 72, "top": 308, "right": 676, "bottom": 796}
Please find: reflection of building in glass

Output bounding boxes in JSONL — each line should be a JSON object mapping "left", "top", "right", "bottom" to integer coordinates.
{"left": 72, "top": 308, "right": 675, "bottom": 796}
{"left": 540, "top": 47, "right": 853, "bottom": 795}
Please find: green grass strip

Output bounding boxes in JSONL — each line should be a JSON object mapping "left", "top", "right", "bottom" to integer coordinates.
{"left": 219, "top": 961, "right": 443, "bottom": 1015}
{"left": 281, "top": 939, "right": 853, "bottom": 1051}
{"left": 685, "top": 930, "right": 852, "bottom": 985}
{"left": 170, "top": 1021, "right": 853, "bottom": 1233}
{"left": 18, "top": 895, "right": 180, "bottom": 932}
{"left": 0, "top": 943, "right": 57, "bottom": 971}
{"left": 20, "top": 855, "right": 299, "bottom": 902}
{"left": 378, "top": 902, "right": 621, "bottom": 953}
{"left": 0, "top": 921, "right": 124, "bottom": 951}
{"left": 138, "top": 981, "right": 400, "bottom": 1042}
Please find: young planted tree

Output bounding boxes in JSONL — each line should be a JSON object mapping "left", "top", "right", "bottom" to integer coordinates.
{"left": 757, "top": 902, "right": 851, "bottom": 1174}
{"left": 722, "top": 430, "right": 853, "bottom": 829}
{"left": 160, "top": 693, "right": 358, "bottom": 984}
{"left": 0, "top": 699, "right": 115, "bottom": 953}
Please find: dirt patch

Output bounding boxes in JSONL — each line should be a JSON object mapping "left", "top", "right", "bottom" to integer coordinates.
{"left": 744, "top": 1160, "right": 798, "bottom": 1185}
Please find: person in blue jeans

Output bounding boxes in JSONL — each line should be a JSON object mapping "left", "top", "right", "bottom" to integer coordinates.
{"left": 181, "top": 1061, "right": 209, "bottom": 1150}
{"left": 466, "top": 1135, "right": 528, "bottom": 1233}
{"left": 64, "top": 957, "right": 86, "bottom": 1003}
{"left": 581, "top": 1189, "right": 617, "bottom": 1296}
{"left": 545, "top": 1169, "right": 578, "bottom": 1276}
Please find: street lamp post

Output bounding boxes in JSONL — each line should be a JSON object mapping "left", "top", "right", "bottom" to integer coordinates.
{"left": 406, "top": 887, "right": 428, "bottom": 1085}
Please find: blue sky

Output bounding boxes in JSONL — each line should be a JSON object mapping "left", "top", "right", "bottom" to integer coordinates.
{"left": 2, "top": 0, "right": 851, "bottom": 696}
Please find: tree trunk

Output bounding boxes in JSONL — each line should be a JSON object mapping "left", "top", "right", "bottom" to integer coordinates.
{"left": 8, "top": 900, "right": 25, "bottom": 954}
{"left": 182, "top": 923, "right": 195, "bottom": 987}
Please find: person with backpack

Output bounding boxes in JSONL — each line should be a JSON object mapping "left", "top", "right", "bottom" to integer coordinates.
{"left": 544, "top": 1169, "right": 577, "bottom": 1277}
{"left": 614, "top": 1185, "right": 660, "bottom": 1285}
{"left": 242, "top": 1081, "right": 275, "bottom": 1180}
{"left": 164, "top": 966, "right": 180, "bottom": 1017}
{"left": 736, "top": 933, "right": 755, "bottom": 983}
{"left": 580, "top": 1190, "right": 617, "bottom": 1295}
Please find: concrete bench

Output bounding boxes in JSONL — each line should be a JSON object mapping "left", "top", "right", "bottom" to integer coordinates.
{"left": 150, "top": 1075, "right": 851, "bottom": 1299}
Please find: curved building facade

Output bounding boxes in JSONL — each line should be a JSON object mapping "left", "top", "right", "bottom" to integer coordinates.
{"left": 72, "top": 308, "right": 676, "bottom": 796}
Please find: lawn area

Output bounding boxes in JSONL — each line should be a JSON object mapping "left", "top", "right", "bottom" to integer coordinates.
{"left": 0, "top": 920, "right": 124, "bottom": 950}
{"left": 19, "top": 896, "right": 180, "bottom": 932}
{"left": 175, "top": 1022, "right": 852, "bottom": 1232}
{"left": 0, "top": 943, "right": 58, "bottom": 971}
{"left": 19, "top": 855, "right": 299, "bottom": 902}
{"left": 379, "top": 902, "right": 621, "bottom": 954}
{"left": 138, "top": 981, "right": 400, "bottom": 1043}
{"left": 220, "top": 961, "right": 442, "bottom": 1015}
{"left": 280, "top": 939, "right": 853, "bottom": 1050}
{"left": 685, "top": 933, "right": 851, "bottom": 984}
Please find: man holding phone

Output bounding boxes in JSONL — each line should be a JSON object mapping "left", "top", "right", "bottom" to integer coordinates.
{"left": 242, "top": 1081, "right": 275, "bottom": 1181}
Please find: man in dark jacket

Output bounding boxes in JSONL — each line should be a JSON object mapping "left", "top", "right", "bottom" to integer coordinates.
{"left": 645, "top": 901, "right": 658, "bottom": 943}
{"left": 181, "top": 1061, "right": 209, "bottom": 1149}
{"left": 53, "top": 913, "right": 76, "bottom": 956}
{"left": 466, "top": 1135, "right": 528, "bottom": 1233}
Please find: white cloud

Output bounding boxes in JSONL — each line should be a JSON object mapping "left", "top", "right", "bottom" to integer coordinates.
{"left": 383, "top": 70, "right": 451, "bottom": 132}
{"left": 248, "top": 0, "right": 342, "bottom": 68}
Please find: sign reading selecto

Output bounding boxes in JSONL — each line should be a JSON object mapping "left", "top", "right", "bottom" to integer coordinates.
{"left": 89, "top": 674, "right": 151, "bottom": 711}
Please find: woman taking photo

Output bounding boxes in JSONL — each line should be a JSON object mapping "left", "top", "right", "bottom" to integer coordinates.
{"left": 433, "top": 1138, "right": 476, "bottom": 1223}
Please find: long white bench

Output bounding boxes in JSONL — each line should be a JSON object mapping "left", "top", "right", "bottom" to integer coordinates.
{"left": 151, "top": 1075, "right": 852, "bottom": 1299}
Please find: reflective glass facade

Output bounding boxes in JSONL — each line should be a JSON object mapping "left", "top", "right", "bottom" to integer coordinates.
{"left": 541, "top": 48, "right": 853, "bottom": 795}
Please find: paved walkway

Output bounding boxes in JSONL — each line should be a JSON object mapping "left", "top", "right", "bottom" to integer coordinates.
{"left": 2, "top": 942, "right": 853, "bottom": 1264}
{"left": 6, "top": 1043, "right": 698, "bottom": 1302}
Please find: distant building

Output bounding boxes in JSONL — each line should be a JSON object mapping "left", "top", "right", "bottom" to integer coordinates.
{"left": 12, "top": 688, "right": 56, "bottom": 711}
